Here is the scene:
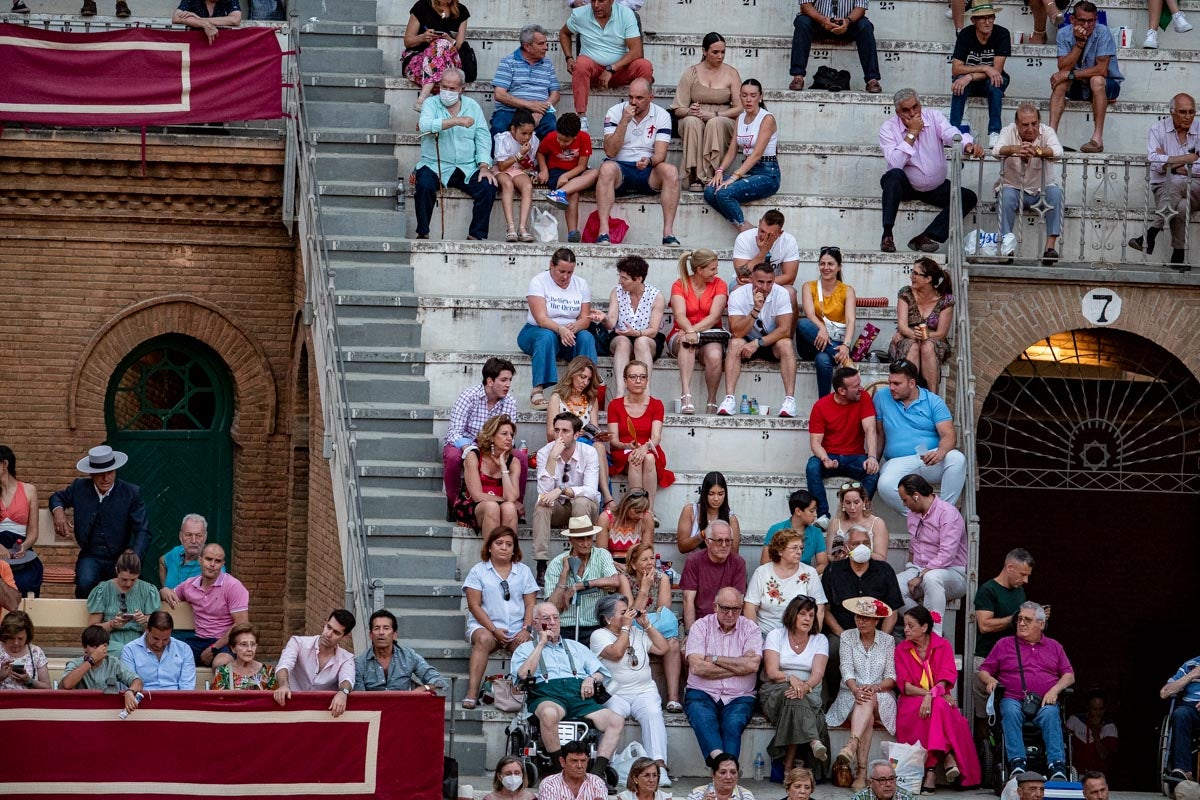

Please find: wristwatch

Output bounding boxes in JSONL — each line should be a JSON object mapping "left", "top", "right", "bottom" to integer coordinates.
{"left": 341, "top": 687, "right": 352, "bottom": 696}
{"left": 605, "top": 65, "right": 615, "bottom": 73}
{"left": 1067, "top": 70, "right": 1076, "bottom": 81}
{"left": 711, "top": 654, "right": 719, "bottom": 664}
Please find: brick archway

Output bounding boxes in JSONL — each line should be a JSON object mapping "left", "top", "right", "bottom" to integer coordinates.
{"left": 967, "top": 280, "right": 1200, "bottom": 420}
{"left": 68, "top": 294, "right": 278, "bottom": 437}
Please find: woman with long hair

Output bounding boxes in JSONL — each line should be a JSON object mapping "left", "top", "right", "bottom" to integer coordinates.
{"left": 454, "top": 415, "right": 521, "bottom": 537}
{"left": 797, "top": 246, "right": 857, "bottom": 398}
{"left": 85, "top": 550, "right": 160, "bottom": 655}
{"left": 671, "top": 32, "right": 743, "bottom": 192}
{"left": 826, "top": 482, "right": 889, "bottom": 562}
{"left": 608, "top": 360, "right": 676, "bottom": 514}
{"left": 598, "top": 489, "right": 654, "bottom": 568}
{"left": 889, "top": 257, "right": 955, "bottom": 391}
{"left": 705, "top": 79, "right": 781, "bottom": 232}
{"left": 667, "top": 249, "right": 728, "bottom": 415}
{"left": 546, "top": 355, "right": 614, "bottom": 510}
{"left": 0, "top": 445, "right": 43, "bottom": 597}
{"left": 483, "top": 756, "right": 535, "bottom": 800}
{"left": 401, "top": 0, "right": 470, "bottom": 112}
{"left": 619, "top": 541, "right": 683, "bottom": 712}
{"left": 675, "top": 470, "right": 740, "bottom": 554}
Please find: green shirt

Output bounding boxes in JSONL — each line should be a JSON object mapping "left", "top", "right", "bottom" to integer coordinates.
{"left": 86, "top": 578, "right": 161, "bottom": 654}
{"left": 63, "top": 655, "right": 141, "bottom": 692}
{"left": 973, "top": 578, "right": 1026, "bottom": 657}
{"left": 543, "top": 547, "right": 618, "bottom": 628}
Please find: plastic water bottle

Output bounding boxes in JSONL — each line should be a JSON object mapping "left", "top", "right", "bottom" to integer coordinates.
{"left": 118, "top": 691, "right": 144, "bottom": 720}
{"left": 739, "top": 394, "right": 750, "bottom": 415}
{"left": 750, "top": 397, "right": 759, "bottom": 415}
{"left": 753, "top": 752, "right": 765, "bottom": 781}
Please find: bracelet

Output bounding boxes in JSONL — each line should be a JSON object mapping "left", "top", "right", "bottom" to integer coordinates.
{"left": 715, "top": 167, "right": 724, "bottom": 173}
{"left": 620, "top": 626, "right": 631, "bottom": 633}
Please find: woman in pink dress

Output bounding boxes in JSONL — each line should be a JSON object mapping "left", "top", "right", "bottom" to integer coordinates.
{"left": 895, "top": 605, "right": 981, "bottom": 792}
{"left": 607, "top": 361, "right": 676, "bottom": 517}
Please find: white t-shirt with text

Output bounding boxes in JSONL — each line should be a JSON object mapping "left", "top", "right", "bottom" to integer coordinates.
{"left": 526, "top": 270, "right": 591, "bottom": 327}
{"left": 603, "top": 102, "right": 673, "bottom": 164}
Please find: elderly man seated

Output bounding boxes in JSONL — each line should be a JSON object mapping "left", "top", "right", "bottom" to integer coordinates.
{"left": 119, "top": 610, "right": 196, "bottom": 690}
{"left": 512, "top": 602, "right": 624, "bottom": 781}
{"left": 979, "top": 601, "right": 1075, "bottom": 780}
{"left": 992, "top": 103, "right": 1064, "bottom": 265}
{"left": 491, "top": 24, "right": 561, "bottom": 140}
{"left": 1160, "top": 654, "right": 1200, "bottom": 780}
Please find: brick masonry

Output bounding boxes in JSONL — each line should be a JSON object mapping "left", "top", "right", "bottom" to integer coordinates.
{"left": 0, "top": 133, "right": 346, "bottom": 656}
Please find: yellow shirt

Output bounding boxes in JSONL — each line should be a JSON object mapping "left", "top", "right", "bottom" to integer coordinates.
{"left": 806, "top": 280, "right": 848, "bottom": 323}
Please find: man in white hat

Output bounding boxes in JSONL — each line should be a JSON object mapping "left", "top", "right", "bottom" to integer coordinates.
{"left": 49, "top": 445, "right": 151, "bottom": 599}
{"left": 544, "top": 516, "right": 620, "bottom": 643}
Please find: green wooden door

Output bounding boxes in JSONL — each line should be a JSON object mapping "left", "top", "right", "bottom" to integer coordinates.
{"left": 105, "top": 335, "right": 234, "bottom": 585}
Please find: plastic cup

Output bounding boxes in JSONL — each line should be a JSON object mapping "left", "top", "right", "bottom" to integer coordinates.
{"left": 672, "top": 399, "right": 681, "bottom": 414}
{"left": 759, "top": 405, "right": 770, "bottom": 416}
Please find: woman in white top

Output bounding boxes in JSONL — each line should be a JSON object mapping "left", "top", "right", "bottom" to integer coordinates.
{"left": 517, "top": 248, "right": 597, "bottom": 409}
{"left": 589, "top": 255, "right": 666, "bottom": 398}
{"left": 744, "top": 528, "right": 827, "bottom": 637}
{"left": 826, "top": 596, "right": 897, "bottom": 790}
{"left": 826, "top": 482, "right": 889, "bottom": 562}
{"left": 462, "top": 526, "right": 538, "bottom": 709}
{"left": 619, "top": 757, "right": 672, "bottom": 800}
{"left": 758, "top": 595, "right": 831, "bottom": 772}
{"left": 590, "top": 594, "right": 671, "bottom": 781}
{"left": 704, "top": 79, "right": 781, "bottom": 232}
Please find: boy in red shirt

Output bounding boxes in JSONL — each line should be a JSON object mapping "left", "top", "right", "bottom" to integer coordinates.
{"left": 537, "top": 112, "right": 598, "bottom": 243}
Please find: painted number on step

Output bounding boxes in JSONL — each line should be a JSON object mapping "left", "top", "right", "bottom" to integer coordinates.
{"left": 763, "top": 488, "right": 773, "bottom": 497}
{"left": 679, "top": 46, "right": 696, "bottom": 56}
{"left": 743, "top": 0, "right": 757, "bottom": 5}
{"left": 1020, "top": 4, "right": 1031, "bottom": 13}
{"left": 884, "top": 52, "right": 901, "bottom": 62}
{"left": 813, "top": 49, "right": 831, "bottom": 60}
{"left": 877, "top": 1, "right": 894, "bottom": 8}
{"left": 761, "top": 431, "right": 770, "bottom": 440}
{"left": 678, "top": 0, "right": 693, "bottom": 4}
{"left": 905, "top": 211, "right": 916, "bottom": 221}
{"left": 1025, "top": 57, "right": 1042, "bottom": 68}
{"left": 484, "top": 92, "right": 494, "bottom": 102}
{"left": 548, "top": 41, "right": 560, "bottom": 52}
{"left": 480, "top": 40, "right": 493, "bottom": 49}
{"left": 817, "top": 103, "right": 826, "bottom": 113}
{"left": 507, "top": 256, "right": 517, "bottom": 266}
{"left": 1082, "top": 288, "right": 1121, "bottom": 325}
{"left": 700, "top": 207, "right": 709, "bottom": 214}
{"left": 752, "top": 374, "right": 762, "bottom": 382}
{"left": 687, "top": 428, "right": 696, "bottom": 438}
{"left": 1153, "top": 62, "right": 1170, "bottom": 71}
{"left": 743, "top": 48, "right": 759, "bottom": 58}
{"left": 638, "top": 205, "right": 647, "bottom": 214}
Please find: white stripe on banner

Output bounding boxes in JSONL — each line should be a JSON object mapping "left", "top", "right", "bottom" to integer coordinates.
{"left": 0, "top": 35, "right": 191, "bottom": 113}
{"left": 0, "top": 709, "right": 381, "bottom": 795}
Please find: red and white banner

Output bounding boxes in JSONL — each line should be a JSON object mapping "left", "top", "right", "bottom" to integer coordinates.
{"left": 0, "top": 690, "right": 445, "bottom": 799}
{"left": 0, "top": 23, "right": 283, "bottom": 125}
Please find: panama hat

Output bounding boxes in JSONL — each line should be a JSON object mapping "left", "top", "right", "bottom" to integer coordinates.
{"left": 76, "top": 444, "right": 128, "bottom": 474}
{"left": 562, "top": 516, "right": 602, "bottom": 537}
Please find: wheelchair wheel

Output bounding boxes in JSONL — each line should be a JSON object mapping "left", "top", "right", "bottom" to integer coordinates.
{"left": 506, "top": 729, "right": 527, "bottom": 758}
{"left": 1159, "top": 711, "right": 1175, "bottom": 796}
{"left": 523, "top": 759, "right": 539, "bottom": 788}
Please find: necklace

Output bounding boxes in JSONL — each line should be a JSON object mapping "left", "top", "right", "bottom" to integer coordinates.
{"left": 787, "top": 632, "right": 809, "bottom": 653}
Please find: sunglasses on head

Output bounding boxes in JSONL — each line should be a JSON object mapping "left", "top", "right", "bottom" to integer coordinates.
{"left": 891, "top": 359, "right": 918, "bottom": 378}
{"left": 820, "top": 245, "right": 841, "bottom": 257}
{"left": 840, "top": 481, "right": 863, "bottom": 492}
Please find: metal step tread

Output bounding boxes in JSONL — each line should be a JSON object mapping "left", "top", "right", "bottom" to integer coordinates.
{"left": 351, "top": 403, "right": 437, "bottom": 419}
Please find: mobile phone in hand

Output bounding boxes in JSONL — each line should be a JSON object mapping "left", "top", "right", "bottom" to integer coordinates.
{"left": 11, "top": 663, "right": 26, "bottom": 675}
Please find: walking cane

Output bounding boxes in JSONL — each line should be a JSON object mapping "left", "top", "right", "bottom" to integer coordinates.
{"left": 434, "top": 131, "right": 446, "bottom": 240}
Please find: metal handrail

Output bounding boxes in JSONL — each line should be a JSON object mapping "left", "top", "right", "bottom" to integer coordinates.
{"left": 947, "top": 137, "right": 983, "bottom": 721}
{"left": 284, "top": 15, "right": 379, "bottom": 653}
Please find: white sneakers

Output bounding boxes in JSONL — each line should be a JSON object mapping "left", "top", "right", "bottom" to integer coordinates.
{"left": 1144, "top": 28, "right": 1159, "bottom": 48}
{"left": 716, "top": 395, "right": 737, "bottom": 416}
{"left": 987, "top": 132, "right": 1001, "bottom": 150}
{"left": 1175, "top": 11, "right": 1194, "bottom": 32}
{"left": 779, "top": 396, "right": 797, "bottom": 418}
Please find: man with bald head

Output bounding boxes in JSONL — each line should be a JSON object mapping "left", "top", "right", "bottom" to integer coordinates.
{"left": 512, "top": 601, "right": 624, "bottom": 780}
{"left": 684, "top": 587, "right": 763, "bottom": 762}
{"left": 160, "top": 543, "right": 249, "bottom": 668}
{"left": 594, "top": 78, "right": 681, "bottom": 246}
{"left": 1129, "top": 93, "right": 1199, "bottom": 272}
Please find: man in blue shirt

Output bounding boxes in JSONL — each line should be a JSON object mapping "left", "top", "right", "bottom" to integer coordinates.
{"left": 1161, "top": 657, "right": 1200, "bottom": 780}
{"left": 1048, "top": 0, "right": 1122, "bottom": 153}
{"left": 159, "top": 513, "right": 223, "bottom": 588}
{"left": 353, "top": 609, "right": 446, "bottom": 692}
{"left": 491, "top": 24, "right": 561, "bottom": 140}
{"left": 120, "top": 611, "right": 196, "bottom": 690}
{"left": 759, "top": 489, "right": 827, "bottom": 572}
{"left": 873, "top": 359, "right": 966, "bottom": 514}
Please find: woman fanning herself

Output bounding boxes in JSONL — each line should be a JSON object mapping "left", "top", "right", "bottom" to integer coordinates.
{"left": 619, "top": 541, "right": 683, "bottom": 712}
{"left": 895, "top": 606, "right": 980, "bottom": 792}
{"left": 704, "top": 79, "right": 781, "bottom": 232}
{"left": 889, "top": 257, "right": 955, "bottom": 391}
{"left": 608, "top": 360, "right": 676, "bottom": 515}
{"left": 667, "top": 249, "right": 728, "bottom": 415}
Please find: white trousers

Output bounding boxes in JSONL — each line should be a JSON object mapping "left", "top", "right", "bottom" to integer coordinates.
{"left": 896, "top": 565, "right": 967, "bottom": 635}
{"left": 877, "top": 450, "right": 967, "bottom": 514}
{"left": 606, "top": 686, "right": 668, "bottom": 763}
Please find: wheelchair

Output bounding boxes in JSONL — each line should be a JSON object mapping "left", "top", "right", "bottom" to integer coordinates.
{"left": 1158, "top": 696, "right": 1200, "bottom": 796}
{"left": 982, "top": 686, "right": 1075, "bottom": 794}
{"left": 504, "top": 675, "right": 616, "bottom": 789}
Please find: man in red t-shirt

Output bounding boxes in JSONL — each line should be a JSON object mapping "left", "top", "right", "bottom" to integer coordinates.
{"left": 805, "top": 366, "right": 880, "bottom": 524}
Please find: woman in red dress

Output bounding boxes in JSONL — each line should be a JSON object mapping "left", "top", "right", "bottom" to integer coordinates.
{"left": 606, "top": 361, "right": 675, "bottom": 517}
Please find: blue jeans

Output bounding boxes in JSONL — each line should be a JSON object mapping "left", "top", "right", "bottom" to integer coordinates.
{"left": 1000, "top": 186, "right": 1064, "bottom": 238}
{"left": 684, "top": 689, "right": 755, "bottom": 760}
{"left": 1171, "top": 702, "right": 1200, "bottom": 772}
{"left": 490, "top": 106, "right": 558, "bottom": 141}
{"left": 795, "top": 318, "right": 844, "bottom": 397}
{"left": 413, "top": 166, "right": 497, "bottom": 240}
{"left": 703, "top": 160, "right": 781, "bottom": 226}
{"left": 948, "top": 73, "right": 1010, "bottom": 135}
{"left": 791, "top": 14, "right": 881, "bottom": 82}
{"left": 75, "top": 553, "right": 117, "bottom": 599}
{"left": 517, "top": 323, "right": 598, "bottom": 389}
{"left": 1000, "top": 696, "right": 1064, "bottom": 767}
{"left": 805, "top": 454, "right": 878, "bottom": 517}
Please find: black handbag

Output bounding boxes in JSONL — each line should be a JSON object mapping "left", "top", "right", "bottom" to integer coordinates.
{"left": 458, "top": 40, "right": 478, "bottom": 83}
{"left": 682, "top": 328, "right": 730, "bottom": 347}
{"left": 811, "top": 65, "right": 851, "bottom": 92}
{"left": 1014, "top": 634, "right": 1043, "bottom": 720}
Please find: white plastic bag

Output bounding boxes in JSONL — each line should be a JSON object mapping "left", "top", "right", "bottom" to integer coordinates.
{"left": 883, "top": 740, "right": 928, "bottom": 795}
{"left": 532, "top": 207, "right": 559, "bottom": 243}
{"left": 610, "top": 741, "right": 649, "bottom": 785}
{"left": 963, "top": 229, "right": 1000, "bottom": 257}
{"left": 1000, "top": 232, "right": 1017, "bottom": 256}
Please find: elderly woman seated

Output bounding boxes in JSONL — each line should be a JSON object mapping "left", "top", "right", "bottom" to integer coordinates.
{"left": 686, "top": 752, "right": 755, "bottom": 800}
{"left": 591, "top": 594, "right": 673, "bottom": 785}
{"left": 211, "top": 623, "right": 277, "bottom": 690}
{"left": 759, "top": 594, "right": 831, "bottom": 772}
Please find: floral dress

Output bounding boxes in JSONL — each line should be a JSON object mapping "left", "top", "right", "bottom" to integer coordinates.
{"left": 889, "top": 286, "right": 955, "bottom": 363}
{"left": 402, "top": 0, "right": 469, "bottom": 86}
{"left": 212, "top": 662, "right": 277, "bottom": 690}
{"left": 745, "top": 561, "right": 828, "bottom": 636}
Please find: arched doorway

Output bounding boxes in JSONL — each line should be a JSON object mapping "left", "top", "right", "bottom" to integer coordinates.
{"left": 977, "top": 328, "right": 1200, "bottom": 789}
{"left": 105, "top": 334, "right": 234, "bottom": 585}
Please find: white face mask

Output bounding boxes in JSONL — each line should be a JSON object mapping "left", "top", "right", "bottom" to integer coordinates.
{"left": 501, "top": 775, "right": 524, "bottom": 792}
{"left": 439, "top": 90, "right": 460, "bottom": 107}
{"left": 850, "top": 544, "right": 872, "bottom": 563}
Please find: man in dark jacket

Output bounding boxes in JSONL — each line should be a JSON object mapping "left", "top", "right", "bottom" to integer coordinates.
{"left": 50, "top": 445, "right": 151, "bottom": 598}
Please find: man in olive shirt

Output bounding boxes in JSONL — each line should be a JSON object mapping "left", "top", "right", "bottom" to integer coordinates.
{"left": 972, "top": 547, "right": 1033, "bottom": 726}
{"left": 62, "top": 624, "right": 144, "bottom": 716}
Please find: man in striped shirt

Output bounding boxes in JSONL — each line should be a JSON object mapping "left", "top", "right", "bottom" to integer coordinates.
{"left": 490, "top": 24, "right": 562, "bottom": 140}
{"left": 789, "top": 0, "right": 883, "bottom": 93}
{"left": 442, "top": 357, "right": 527, "bottom": 520}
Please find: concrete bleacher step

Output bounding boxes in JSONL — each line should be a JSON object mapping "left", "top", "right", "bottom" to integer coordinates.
{"left": 355, "top": 429, "right": 441, "bottom": 462}
{"left": 314, "top": 153, "right": 399, "bottom": 184}
{"left": 306, "top": 99, "right": 392, "bottom": 130}
{"left": 361, "top": 484, "right": 446, "bottom": 518}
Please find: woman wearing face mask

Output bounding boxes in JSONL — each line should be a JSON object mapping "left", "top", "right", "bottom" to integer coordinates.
{"left": 483, "top": 755, "right": 535, "bottom": 800}
{"left": 825, "top": 597, "right": 897, "bottom": 790}
{"left": 826, "top": 483, "right": 889, "bottom": 562}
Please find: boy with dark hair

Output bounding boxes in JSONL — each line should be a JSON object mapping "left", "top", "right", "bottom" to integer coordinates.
{"left": 539, "top": 112, "right": 599, "bottom": 243}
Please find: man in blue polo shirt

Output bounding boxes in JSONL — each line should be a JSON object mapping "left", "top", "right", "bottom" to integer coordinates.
{"left": 1161, "top": 656, "right": 1200, "bottom": 780}
{"left": 873, "top": 359, "right": 966, "bottom": 514}
{"left": 491, "top": 24, "right": 561, "bottom": 140}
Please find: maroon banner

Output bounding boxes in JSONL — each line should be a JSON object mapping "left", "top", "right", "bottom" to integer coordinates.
{"left": 0, "top": 23, "right": 283, "bottom": 125}
{"left": 0, "top": 690, "right": 444, "bottom": 799}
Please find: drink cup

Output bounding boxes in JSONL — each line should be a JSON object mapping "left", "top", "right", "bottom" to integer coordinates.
{"left": 759, "top": 405, "right": 770, "bottom": 416}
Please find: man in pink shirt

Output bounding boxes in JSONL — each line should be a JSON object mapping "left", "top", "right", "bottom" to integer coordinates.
{"left": 273, "top": 609, "right": 357, "bottom": 718}
{"left": 160, "top": 543, "right": 248, "bottom": 668}
{"left": 683, "top": 587, "right": 763, "bottom": 764}
{"left": 895, "top": 474, "right": 966, "bottom": 636}
{"left": 879, "top": 88, "right": 985, "bottom": 253}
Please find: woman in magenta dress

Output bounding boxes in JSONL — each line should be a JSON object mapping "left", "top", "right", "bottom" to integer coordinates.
{"left": 895, "top": 605, "right": 981, "bottom": 792}
{"left": 607, "top": 360, "right": 675, "bottom": 518}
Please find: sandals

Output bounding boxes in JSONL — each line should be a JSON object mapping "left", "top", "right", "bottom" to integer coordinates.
{"left": 518, "top": 228, "right": 535, "bottom": 243}
{"left": 835, "top": 736, "right": 858, "bottom": 771}
{"left": 706, "top": 402, "right": 719, "bottom": 414}
{"left": 505, "top": 226, "right": 519, "bottom": 243}
{"left": 1030, "top": 29, "right": 1048, "bottom": 44}
{"left": 944, "top": 755, "right": 961, "bottom": 783}
{"left": 530, "top": 388, "right": 549, "bottom": 410}
{"left": 680, "top": 394, "right": 695, "bottom": 415}
{"left": 921, "top": 767, "right": 937, "bottom": 794}
{"left": 460, "top": 697, "right": 478, "bottom": 710}
{"left": 686, "top": 180, "right": 704, "bottom": 193}
{"left": 665, "top": 700, "right": 683, "bottom": 713}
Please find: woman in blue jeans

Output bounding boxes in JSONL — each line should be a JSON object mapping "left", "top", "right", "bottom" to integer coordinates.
{"left": 516, "top": 248, "right": 598, "bottom": 409}
{"left": 704, "top": 79, "right": 780, "bottom": 232}
{"left": 796, "top": 246, "right": 857, "bottom": 397}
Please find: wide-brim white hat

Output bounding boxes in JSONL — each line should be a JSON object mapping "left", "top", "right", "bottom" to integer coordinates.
{"left": 76, "top": 444, "right": 128, "bottom": 474}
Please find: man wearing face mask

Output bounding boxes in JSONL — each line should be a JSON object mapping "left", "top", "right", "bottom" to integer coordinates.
{"left": 821, "top": 527, "right": 903, "bottom": 701}
{"left": 413, "top": 67, "right": 498, "bottom": 241}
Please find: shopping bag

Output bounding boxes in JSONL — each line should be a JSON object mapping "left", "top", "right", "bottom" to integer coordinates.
{"left": 883, "top": 740, "right": 928, "bottom": 795}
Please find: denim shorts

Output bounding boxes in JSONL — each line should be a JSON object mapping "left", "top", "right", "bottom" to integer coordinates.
{"left": 1067, "top": 78, "right": 1121, "bottom": 102}
{"left": 612, "top": 160, "right": 656, "bottom": 197}
{"left": 547, "top": 168, "right": 568, "bottom": 190}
